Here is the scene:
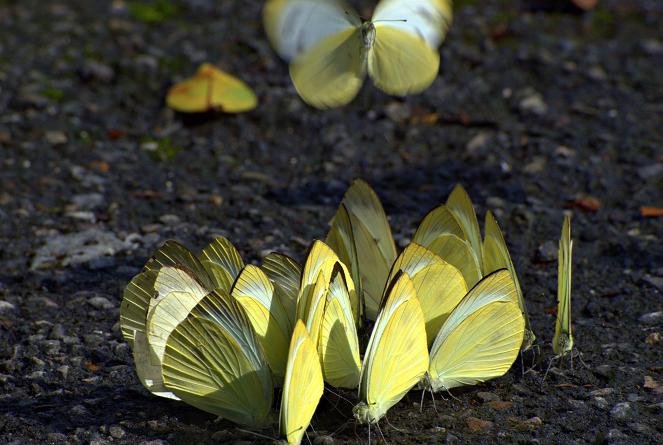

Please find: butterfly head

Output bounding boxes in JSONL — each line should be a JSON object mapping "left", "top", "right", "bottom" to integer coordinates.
{"left": 361, "top": 21, "right": 376, "bottom": 49}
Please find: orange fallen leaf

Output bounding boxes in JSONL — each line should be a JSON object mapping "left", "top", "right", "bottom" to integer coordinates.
{"left": 544, "top": 306, "right": 558, "bottom": 315}
{"left": 106, "top": 128, "right": 126, "bottom": 140}
{"left": 572, "top": 0, "right": 599, "bottom": 11}
{"left": 570, "top": 195, "right": 601, "bottom": 212}
{"left": 84, "top": 361, "right": 103, "bottom": 372}
{"left": 641, "top": 206, "right": 663, "bottom": 218}
{"left": 89, "top": 160, "right": 111, "bottom": 172}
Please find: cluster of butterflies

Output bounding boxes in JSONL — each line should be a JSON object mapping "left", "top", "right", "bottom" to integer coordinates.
{"left": 166, "top": 0, "right": 453, "bottom": 113}
{"left": 120, "top": 180, "right": 574, "bottom": 444}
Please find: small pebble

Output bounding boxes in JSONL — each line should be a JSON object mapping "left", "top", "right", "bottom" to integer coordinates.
{"left": 610, "top": 402, "right": 631, "bottom": 420}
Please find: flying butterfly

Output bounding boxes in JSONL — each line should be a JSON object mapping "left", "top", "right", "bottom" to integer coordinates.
{"left": 264, "top": 0, "right": 453, "bottom": 108}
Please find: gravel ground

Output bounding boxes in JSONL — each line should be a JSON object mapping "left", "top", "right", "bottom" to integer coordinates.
{"left": 0, "top": 0, "right": 662, "bottom": 444}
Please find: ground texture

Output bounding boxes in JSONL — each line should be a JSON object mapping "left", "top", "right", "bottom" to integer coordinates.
{"left": 0, "top": 0, "right": 662, "bottom": 444}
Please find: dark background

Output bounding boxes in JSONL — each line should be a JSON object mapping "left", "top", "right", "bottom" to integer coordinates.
{"left": 0, "top": 0, "right": 661, "bottom": 443}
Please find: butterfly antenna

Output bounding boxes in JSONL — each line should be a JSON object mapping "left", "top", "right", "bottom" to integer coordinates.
{"left": 305, "top": 430, "right": 313, "bottom": 445}
{"left": 445, "top": 387, "right": 461, "bottom": 403}
{"left": 384, "top": 415, "right": 406, "bottom": 433}
{"left": 419, "top": 389, "right": 426, "bottom": 413}
{"left": 429, "top": 387, "right": 438, "bottom": 413}
{"left": 325, "top": 386, "right": 355, "bottom": 407}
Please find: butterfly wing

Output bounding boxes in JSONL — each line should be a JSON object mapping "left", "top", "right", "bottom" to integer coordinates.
{"left": 355, "top": 274, "right": 428, "bottom": 424}
{"left": 207, "top": 64, "right": 258, "bottom": 113}
{"left": 428, "top": 270, "right": 524, "bottom": 391}
{"left": 162, "top": 289, "right": 273, "bottom": 427}
{"left": 327, "top": 180, "right": 397, "bottom": 320}
{"left": 412, "top": 205, "right": 465, "bottom": 246}
{"left": 428, "top": 233, "right": 482, "bottom": 288}
{"left": 232, "top": 265, "right": 292, "bottom": 379}
{"left": 261, "top": 252, "right": 302, "bottom": 329}
{"left": 367, "top": 0, "right": 452, "bottom": 95}
{"left": 199, "top": 236, "right": 245, "bottom": 292}
{"left": 446, "top": 184, "right": 483, "bottom": 264}
{"left": 386, "top": 243, "right": 467, "bottom": 343}
{"left": 280, "top": 320, "right": 324, "bottom": 445}
{"left": 264, "top": 0, "right": 361, "bottom": 61}
{"left": 290, "top": 27, "right": 366, "bottom": 108}
{"left": 319, "top": 269, "right": 361, "bottom": 388}
{"left": 483, "top": 211, "right": 535, "bottom": 350}
{"left": 553, "top": 215, "right": 573, "bottom": 356}
{"left": 120, "top": 240, "right": 213, "bottom": 347}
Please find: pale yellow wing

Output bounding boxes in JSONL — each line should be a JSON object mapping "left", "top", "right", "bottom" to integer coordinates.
{"left": 162, "top": 290, "right": 273, "bottom": 427}
{"left": 136, "top": 266, "right": 211, "bottom": 398}
{"left": 553, "top": 215, "right": 574, "bottom": 356}
{"left": 318, "top": 269, "right": 361, "bottom": 388}
{"left": 143, "top": 266, "right": 209, "bottom": 395}
{"left": 298, "top": 240, "right": 358, "bottom": 325}
{"left": 261, "top": 252, "right": 302, "bottom": 329}
{"left": 428, "top": 270, "right": 524, "bottom": 391}
{"left": 199, "top": 236, "right": 245, "bottom": 292}
{"left": 290, "top": 26, "right": 366, "bottom": 109}
{"left": 166, "top": 63, "right": 257, "bottom": 113}
{"left": 263, "top": 0, "right": 361, "bottom": 61}
{"left": 232, "top": 265, "right": 291, "bottom": 379}
{"left": 120, "top": 240, "right": 213, "bottom": 347}
{"left": 368, "top": 24, "right": 440, "bottom": 95}
{"left": 483, "top": 211, "right": 535, "bottom": 350}
{"left": 280, "top": 320, "right": 324, "bottom": 445}
{"left": 446, "top": 184, "right": 483, "bottom": 263}
{"left": 386, "top": 243, "right": 467, "bottom": 343}
{"left": 354, "top": 273, "right": 429, "bottom": 424}
{"left": 371, "top": 0, "right": 452, "bottom": 48}
{"left": 328, "top": 180, "right": 397, "bottom": 320}
{"left": 325, "top": 204, "right": 364, "bottom": 323}
{"left": 428, "top": 233, "right": 482, "bottom": 288}
{"left": 412, "top": 204, "right": 465, "bottom": 247}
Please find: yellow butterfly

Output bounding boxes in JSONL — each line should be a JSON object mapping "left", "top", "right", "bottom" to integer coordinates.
{"left": 427, "top": 269, "right": 525, "bottom": 391}
{"left": 260, "top": 252, "right": 303, "bottom": 332}
{"left": 231, "top": 265, "right": 293, "bottom": 380}
{"left": 482, "top": 211, "right": 536, "bottom": 350}
{"left": 161, "top": 288, "right": 274, "bottom": 427}
{"left": 326, "top": 179, "right": 397, "bottom": 320}
{"left": 385, "top": 243, "right": 467, "bottom": 344}
{"left": 413, "top": 184, "right": 536, "bottom": 351}
{"left": 166, "top": 63, "right": 257, "bottom": 113}
{"left": 280, "top": 320, "right": 324, "bottom": 445}
{"left": 297, "top": 240, "right": 362, "bottom": 388}
{"left": 264, "top": 0, "right": 453, "bottom": 108}
{"left": 354, "top": 273, "right": 429, "bottom": 424}
{"left": 553, "top": 214, "right": 573, "bottom": 356}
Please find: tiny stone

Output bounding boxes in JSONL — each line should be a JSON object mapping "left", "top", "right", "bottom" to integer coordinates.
{"left": 637, "top": 164, "right": 663, "bottom": 180}
{"left": 610, "top": 402, "right": 631, "bottom": 420}
{"left": 590, "top": 388, "right": 614, "bottom": 397}
{"left": 524, "top": 416, "right": 543, "bottom": 430}
{"left": 88, "top": 296, "right": 114, "bottom": 310}
{"left": 488, "top": 400, "right": 514, "bottom": 411}
{"left": 446, "top": 433, "right": 460, "bottom": 445}
{"left": 159, "top": 214, "right": 180, "bottom": 225}
{"left": 524, "top": 156, "right": 547, "bottom": 173}
{"left": 638, "top": 311, "right": 663, "bottom": 325}
{"left": 593, "top": 397, "right": 609, "bottom": 409}
{"left": 466, "top": 132, "right": 491, "bottom": 155}
{"left": 477, "top": 391, "right": 500, "bottom": 402}
{"left": 536, "top": 241, "right": 557, "bottom": 262}
{"left": 0, "top": 300, "right": 16, "bottom": 312}
{"left": 594, "top": 364, "right": 612, "bottom": 378}
{"left": 312, "top": 435, "right": 335, "bottom": 445}
{"left": 568, "top": 399, "right": 586, "bottom": 409}
{"left": 45, "top": 131, "right": 68, "bottom": 145}
{"left": 71, "top": 405, "right": 89, "bottom": 416}
{"left": 109, "top": 426, "right": 125, "bottom": 439}
{"left": 519, "top": 91, "right": 548, "bottom": 116}
{"left": 57, "top": 365, "right": 69, "bottom": 379}
{"left": 50, "top": 324, "right": 66, "bottom": 339}
{"left": 607, "top": 428, "right": 628, "bottom": 441}
{"left": 466, "top": 417, "right": 494, "bottom": 433}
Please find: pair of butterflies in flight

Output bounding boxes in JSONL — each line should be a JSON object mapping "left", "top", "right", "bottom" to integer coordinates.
{"left": 264, "top": 0, "right": 453, "bottom": 108}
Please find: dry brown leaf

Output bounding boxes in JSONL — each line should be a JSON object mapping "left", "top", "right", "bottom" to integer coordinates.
{"left": 571, "top": 195, "right": 601, "bottom": 212}
{"left": 641, "top": 206, "right": 663, "bottom": 218}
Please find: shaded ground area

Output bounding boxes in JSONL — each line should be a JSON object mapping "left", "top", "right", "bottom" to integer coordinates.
{"left": 0, "top": 0, "right": 662, "bottom": 443}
